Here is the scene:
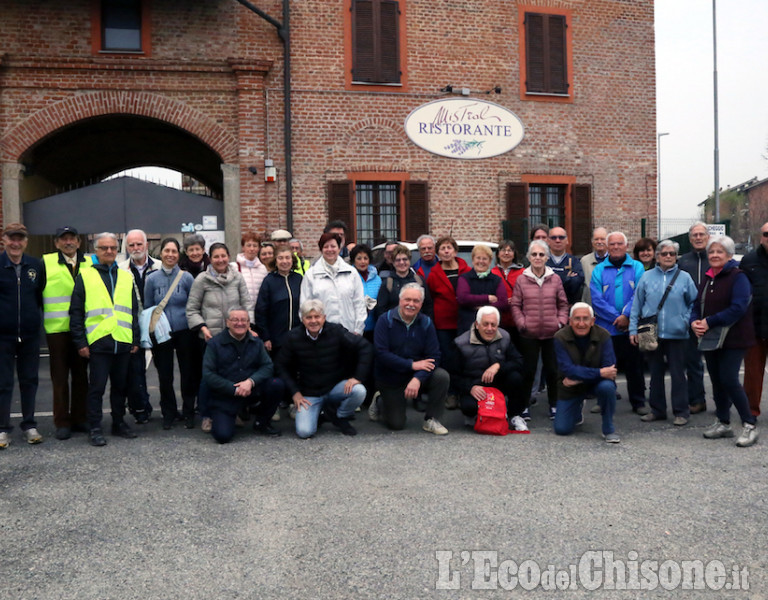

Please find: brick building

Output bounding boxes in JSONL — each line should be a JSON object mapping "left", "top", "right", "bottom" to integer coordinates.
{"left": 0, "top": 0, "right": 656, "bottom": 255}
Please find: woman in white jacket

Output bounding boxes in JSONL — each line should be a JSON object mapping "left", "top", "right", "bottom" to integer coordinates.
{"left": 300, "top": 232, "right": 366, "bottom": 334}
{"left": 235, "top": 232, "right": 268, "bottom": 319}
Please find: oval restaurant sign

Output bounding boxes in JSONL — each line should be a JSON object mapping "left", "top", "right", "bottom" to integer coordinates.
{"left": 404, "top": 98, "right": 525, "bottom": 159}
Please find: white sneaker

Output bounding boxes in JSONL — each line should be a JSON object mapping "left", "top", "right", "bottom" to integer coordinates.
{"left": 423, "top": 418, "right": 448, "bottom": 435}
{"left": 509, "top": 415, "right": 529, "bottom": 432}
{"left": 736, "top": 423, "right": 758, "bottom": 447}
{"left": 201, "top": 417, "right": 213, "bottom": 433}
{"left": 368, "top": 391, "right": 381, "bottom": 422}
{"left": 24, "top": 428, "right": 43, "bottom": 444}
{"left": 0, "top": 431, "right": 9, "bottom": 448}
{"left": 271, "top": 411, "right": 281, "bottom": 422}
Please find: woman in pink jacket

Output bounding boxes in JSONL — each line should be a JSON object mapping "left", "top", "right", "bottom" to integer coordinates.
{"left": 511, "top": 240, "right": 569, "bottom": 421}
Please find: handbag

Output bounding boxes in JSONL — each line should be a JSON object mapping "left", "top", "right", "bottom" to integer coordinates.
{"left": 695, "top": 277, "right": 735, "bottom": 351}
{"left": 636, "top": 269, "right": 680, "bottom": 352}
{"left": 139, "top": 269, "right": 184, "bottom": 348}
{"left": 697, "top": 325, "right": 730, "bottom": 351}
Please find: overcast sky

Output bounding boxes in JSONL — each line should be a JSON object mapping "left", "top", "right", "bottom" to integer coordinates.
{"left": 656, "top": 0, "right": 768, "bottom": 223}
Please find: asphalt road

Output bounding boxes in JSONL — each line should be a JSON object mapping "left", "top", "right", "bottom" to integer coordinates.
{"left": 1, "top": 357, "right": 766, "bottom": 599}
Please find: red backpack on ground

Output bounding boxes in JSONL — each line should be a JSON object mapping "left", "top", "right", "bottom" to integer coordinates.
{"left": 474, "top": 387, "right": 509, "bottom": 436}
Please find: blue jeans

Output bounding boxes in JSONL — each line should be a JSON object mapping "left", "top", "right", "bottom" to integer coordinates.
{"left": 554, "top": 379, "right": 616, "bottom": 436}
{"left": 295, "top": 380, "right": 366, "bottom": 439}
{"left": 704, "top": 348, "right": 756, "bottom": 426}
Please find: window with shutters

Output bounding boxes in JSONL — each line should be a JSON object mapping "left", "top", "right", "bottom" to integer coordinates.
{"left": 518, "top": 7, "right": 572, "bottom": 102}
{"left": 357, "top": 182, "right": 400, "bottom": 246}
{"left": 93, "top": 0, "right": 151, "bottom": 55}
{"left": 327, "top": 177, "right": 428, "bottom": 245}
{"left": 346, "top": 0, "right": 407, "bottom": 90}
{"left": 506, "top": 178, "right": 592, "bottom": 254}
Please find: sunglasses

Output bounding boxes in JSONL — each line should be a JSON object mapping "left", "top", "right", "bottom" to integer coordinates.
{"left": 762, "top": 232, "right": 768, "bottom": 238}
{"left": 549, "top": 235, "right": 566, "bottom": 241}
{"left": 658, "top": 251, "right": 677, "bottom": 257}
{"left": 530, "top": 252, "right": 547, "bottom": 257}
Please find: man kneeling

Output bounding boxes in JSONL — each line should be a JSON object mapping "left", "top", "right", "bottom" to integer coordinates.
{"left": 203, "top": 307, "right": 284, "bottom": 443}
{"left": 553, "top": 303, "right": 620, "bottom": 443}
{"left": 373, "top": 283, "right": 450, "bottom": 435}
{"left": 454, "top": 306, "right": 527, "bottom": 432}
{"left": 276, "top": 300, "right": 371, "bottom": 438}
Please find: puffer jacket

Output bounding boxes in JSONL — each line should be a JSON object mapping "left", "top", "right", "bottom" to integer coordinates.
{"left": 629, "top": 264, "right": 697, "bottom": 340}
{"left": 511, "top": 266, "right": 568, "bottom": 339}
{"left": 300, "top": 256, "right": 367, "bottom": 334}
{"left": 357, "top": 264, "right": 382, "bottom": 332}
{"left": 453, "top": 326, "right": 523, "bottom": 394}
{"left": 236, "top": 253, "right": 269, "bottom": 315}
{"left": 186, "top": 264, "right": 251, "bottom": 340}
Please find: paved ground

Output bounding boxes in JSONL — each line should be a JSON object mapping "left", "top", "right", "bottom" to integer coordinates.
{"left": 1, "top": 357, "right": 766, "bottom": 599}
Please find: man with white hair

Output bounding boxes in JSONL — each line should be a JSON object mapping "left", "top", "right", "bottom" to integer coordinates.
{"left": 70, "top": 232, "right": 140, "bottom": 446}
{"left": 275, "top": 299, "right": 371, "bottom": 438}
{"left": 589, "top": 231, "right": 649, "bottom": 415}
{"left": 454, "top": 306, "right": 527, "bottom": 431}
{"left": 580, "top": 227, "right": 609, "bottom": 304}
{"left": 677, "top": 222, "right": 710, "bottom": 414}
{"left": 413, "top": 235, "right": 438, "bottom": 279}
{"left": 119, "top": 228, "right": 158, "bottom": 424}
{"left": 553, "top": 303, "right": 620, "bottom": 443}
{"left": 372, "top": 283, "right": 450, "bottom": 435}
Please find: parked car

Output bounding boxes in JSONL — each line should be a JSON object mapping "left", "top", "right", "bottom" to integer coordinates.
{"left": 372, "top": 240, "right": 499, "bottom": 267}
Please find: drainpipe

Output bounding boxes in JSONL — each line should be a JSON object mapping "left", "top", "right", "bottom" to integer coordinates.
{"left": 233, "top": 0, "right": 293, "bottom": 232}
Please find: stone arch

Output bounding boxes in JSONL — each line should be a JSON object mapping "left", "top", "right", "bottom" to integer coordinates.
{"left": 0, "top": 91, "right": 238, "bottom": 163}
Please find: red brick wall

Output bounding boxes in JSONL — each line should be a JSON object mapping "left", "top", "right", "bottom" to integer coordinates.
{"left": 0, "top": 0, "right": 656, "bottom": 249}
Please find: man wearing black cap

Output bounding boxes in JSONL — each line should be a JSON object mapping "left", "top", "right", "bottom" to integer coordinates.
{"left": 41, "top": 226, "right": 92, "bottom": 440}
{"left": 0, "top": 223, "right": 44, "bottom": 448}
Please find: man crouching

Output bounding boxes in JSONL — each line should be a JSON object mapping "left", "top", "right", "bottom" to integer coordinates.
{"left": 203, "top": 307, "right": 284, "bottom": 443}
{"left": 276, "top": 300, "right": 371, "bottom": 438}
{"left": 553, "top": 302, "right": 620, "bottom": 443}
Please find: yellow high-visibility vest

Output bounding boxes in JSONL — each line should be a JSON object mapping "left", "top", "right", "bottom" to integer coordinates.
{"left": 42, "top": 253, "right": 91, "bottom": 334}
{"left": 81, "top": 266, "right": 133, "bottom": 346}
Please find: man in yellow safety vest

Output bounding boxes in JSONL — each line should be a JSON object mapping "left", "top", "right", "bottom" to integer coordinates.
{"left": 70, "top": 232, "right": 139, "bottom": 447}
{"left": 42, "top": 226, "right": 92, "bottom": 441}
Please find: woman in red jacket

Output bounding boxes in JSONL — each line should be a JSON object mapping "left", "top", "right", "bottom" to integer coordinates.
{"left": 511, "top": 240, "right": 569, "bottom": 421}
{"left": 427, "top": 236, "right": 470, "bottom": 378}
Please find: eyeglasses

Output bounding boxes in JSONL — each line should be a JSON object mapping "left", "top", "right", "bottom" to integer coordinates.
{"left": 549, "top": 235, "right": 566, "bottom": 241}
{"left": 228, "top": 318, "right": 249, "bottom": 324}
{"left": 530, "top": 252, "right": 547, "bottom": 258}
{"left": 658, "top": 251, "right": 677, "bottom": 257}
{"left": 762, "top": 232, "right": 768, "bottom": 238}
{"left": 97, "top": 246, "right": 118, "bottom": 251}
{"left": 394, "top": 257, "right": 411, "bottom": 263}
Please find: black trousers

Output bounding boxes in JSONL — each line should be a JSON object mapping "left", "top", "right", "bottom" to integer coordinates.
{"left": 458, "top": 369, "right": 525, "bottom": 417}
{"left": 210, "top": 378, "right": 285, "bottom": 443}
{"left": 151, "top": 329, "right": 197, "bottom": 420}
{"left": 87, "top": 351, "right": 130, "bottom": 429}
{"left": 518, "top": 336, "right": 559, "bottom": 408}
{"left": 612, "top": 333, "right": 646, "bottom": 407}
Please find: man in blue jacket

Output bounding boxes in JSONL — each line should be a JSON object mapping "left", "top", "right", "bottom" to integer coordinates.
{"left": 372, "top": 283, "right": 450, "bottom": 435}
{"left": 0, "top": 223, "right": 44, "bottom": 448}
{"left": 203, "top": 307, "right": 283, "bottom": 443}
{"left": 589, "top": 231, "right": 649, "bottom": 415}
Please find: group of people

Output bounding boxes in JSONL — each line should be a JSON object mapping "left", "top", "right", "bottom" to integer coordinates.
{"left": 0, "top": 218, "right": 762, "bottom": 448}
